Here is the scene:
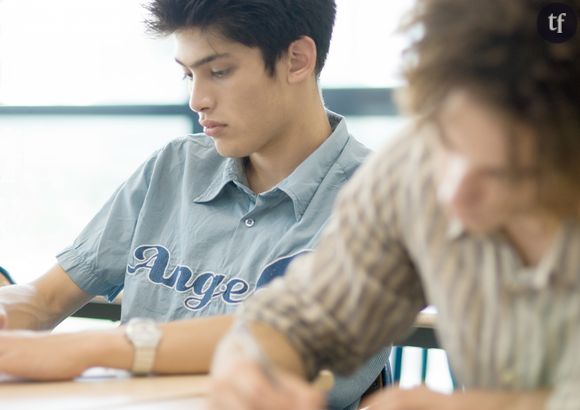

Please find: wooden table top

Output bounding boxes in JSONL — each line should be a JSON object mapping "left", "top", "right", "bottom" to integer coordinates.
{"left": 0, "top": 369, "right": 209, "bottom": 410}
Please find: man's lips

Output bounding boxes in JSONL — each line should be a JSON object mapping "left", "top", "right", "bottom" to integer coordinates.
{"left": 200, "top": 120, "right": 226, "bottom": 128}
{"left": 200, "top": 120, "right": 227, "bottom": 136}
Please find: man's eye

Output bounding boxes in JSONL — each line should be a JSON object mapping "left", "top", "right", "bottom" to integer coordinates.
{"left": 211, "top": 68, "right": 231, "bottom": 79}
{"left": 181, "top": 72, "right": 193, "bottom": 81}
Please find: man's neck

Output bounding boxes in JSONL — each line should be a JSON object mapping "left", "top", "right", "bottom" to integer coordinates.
{"left": 503, "top": 210, "right": 562, "bottom": 267}
{"left": 245, "top": 101, "right": 332, "bottom": 194}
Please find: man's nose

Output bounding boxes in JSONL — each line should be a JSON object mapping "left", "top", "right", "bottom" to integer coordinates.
{"left": 189, "top": 79, "right": 213, "bottom": 113}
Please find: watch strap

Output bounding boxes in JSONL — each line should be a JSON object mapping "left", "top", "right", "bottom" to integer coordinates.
{"left": 132, "top": 345, "right": 157, "bottom": 375}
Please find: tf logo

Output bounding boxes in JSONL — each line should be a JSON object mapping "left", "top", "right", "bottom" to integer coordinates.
{"left": 538, "top": 3, "right": 578, "bottom": 43}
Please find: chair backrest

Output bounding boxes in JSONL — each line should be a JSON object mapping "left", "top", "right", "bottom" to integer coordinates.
{"left": 391, "top": 345, "right": 458, "bottom": 390}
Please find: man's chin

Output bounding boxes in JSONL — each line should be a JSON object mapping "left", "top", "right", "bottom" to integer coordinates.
{"left": 213, "top": 143, "right": 249, "bottom": 159}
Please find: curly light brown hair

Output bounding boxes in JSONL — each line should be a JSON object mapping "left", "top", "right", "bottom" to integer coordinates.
{"left": 399, "top": 0, "right": 580, "bottom": 216}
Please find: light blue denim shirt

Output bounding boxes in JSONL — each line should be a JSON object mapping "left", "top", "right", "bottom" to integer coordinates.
{"left": 57, "top": 111, "right": 389, "bottom": 409}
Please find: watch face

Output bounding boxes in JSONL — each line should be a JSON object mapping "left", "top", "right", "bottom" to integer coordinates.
{"left": 127, "top": 318, "right": 162, "bottom": 347}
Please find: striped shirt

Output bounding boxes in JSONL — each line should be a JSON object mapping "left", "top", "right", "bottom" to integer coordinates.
{"left": 239, "top": 124, "right": 580, "bottom": 410}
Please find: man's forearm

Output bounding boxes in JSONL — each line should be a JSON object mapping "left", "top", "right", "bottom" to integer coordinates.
{"left": 97, "top": 317, "right": 306, "bottom": 377}
{"left": 98, "top": 317, "right": 308, "bottom": 376}
{"left": 0, "top": 315, "right": 305, "bottom": 380}
{"left": 155, "top": 316, "right": 236, "bottom": 373}
{"left": 146, "top": 317, "right": 303, "bottom": 376}
{"left": 88, "top": 315, "right": 236, "bottom": 374}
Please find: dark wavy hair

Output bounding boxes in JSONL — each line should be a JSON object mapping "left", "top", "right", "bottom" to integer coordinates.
{"left": 399, "top": 0, "right": 580, "bottom": 216}
{"left": 144, "top": 0, "right": 336, "bottom": 77}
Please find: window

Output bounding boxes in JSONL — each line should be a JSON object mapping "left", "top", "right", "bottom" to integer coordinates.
{"left": 0, "top": 0, "right": 187, "bottom": 105}
{"left": 325, "top": 0, "right": 414, "bottom": 149}
{"left": 0, "top": 116, "right": 190, "bottom": 281}
{"left": 322, "top": 0, "right": 415, "bottom": 88}
{"left": 0, "top": 0, "right": 414, "bottom": 105}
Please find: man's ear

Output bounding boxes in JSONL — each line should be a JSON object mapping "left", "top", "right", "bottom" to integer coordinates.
{"left": 285, "top": 36, "right": 317, "bottom": 83}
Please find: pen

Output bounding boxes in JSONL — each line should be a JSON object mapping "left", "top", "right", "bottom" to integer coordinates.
{"left": 232, "top": 322, "right": 335, "bottom": 393}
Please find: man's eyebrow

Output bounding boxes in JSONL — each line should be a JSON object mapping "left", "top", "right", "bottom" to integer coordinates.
{"left": 174, "top": 53, "right": 231, "bottom": 70}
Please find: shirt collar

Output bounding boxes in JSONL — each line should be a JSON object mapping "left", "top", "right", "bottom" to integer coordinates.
{"left": 277, "top": 110, "right": 350, "bottom": 221}
{"left": 449, "top": 217, "right": 578, "bottom": 291}
{"left": 500, "top": 222, "right": 573, "bottom": 292}
{"left": 192, "top": 111, "right": 351, "bottom": 218}
{"left": 446, "top": 216, "right": 467, "bottom": 241}
{"left": 559, "top": 220, "right": 580, "bottom": 287}
{"left": 192, "top": 156, "right": 248, "bottom": 203}
{"left": 537, "top": 220, "right": 579, "bottom": 289}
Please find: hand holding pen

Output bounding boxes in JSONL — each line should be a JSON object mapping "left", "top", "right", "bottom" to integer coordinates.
{"left": 208, "top": 320, "right": 327, "bottom": 410}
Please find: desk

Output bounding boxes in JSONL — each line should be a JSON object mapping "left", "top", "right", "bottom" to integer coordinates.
{"left": 0, "top": 371, "right": 209, "bottom": 410}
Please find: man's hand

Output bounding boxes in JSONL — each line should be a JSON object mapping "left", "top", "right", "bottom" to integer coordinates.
{"left": 209, "top": 359, "right": 326, "bottom": 410}
{"left": 208, "top": 324, "right": 325, "bottom": 410}
{"left": 360, "top": 386, "right": 548, "bottom": 410}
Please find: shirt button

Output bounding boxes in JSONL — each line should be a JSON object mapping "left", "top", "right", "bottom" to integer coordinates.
{"left": 244, "top": 218, "right": 255, "bottom": 228}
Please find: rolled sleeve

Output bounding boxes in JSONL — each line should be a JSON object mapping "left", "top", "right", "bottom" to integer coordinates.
{"left": 57, "top": 242, "right": 121, "bottom": 300}
{"left": 57, "top": 151, "right": 158, "bottom": 300}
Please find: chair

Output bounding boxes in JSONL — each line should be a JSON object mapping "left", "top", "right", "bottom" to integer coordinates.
{"left": 391, "top": 346, "right": 429, "bottom": 383}
{"left": 390, "top": 313, "right": 458, "bottom": 390}
{"left": 391, "top": 345, "right": 457, "bottom": 389}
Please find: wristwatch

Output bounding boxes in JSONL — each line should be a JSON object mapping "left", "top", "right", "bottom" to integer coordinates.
{"left": 125, "top": 318, "right": 163, "bottom": 375}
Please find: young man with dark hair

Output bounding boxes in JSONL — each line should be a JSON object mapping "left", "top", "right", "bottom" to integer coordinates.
{"left": 0, "top": 1, "right": 390, "bottom": 408}
{"left": 208, "top": 0, "right": 580, "bottom": 409}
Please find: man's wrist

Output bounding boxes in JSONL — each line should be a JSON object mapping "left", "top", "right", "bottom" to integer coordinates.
{"left": 124, "top": 318, "right": 163, "bottom": 375}
{"left": 84, "top": 329, "right": 133, "bottom": 370}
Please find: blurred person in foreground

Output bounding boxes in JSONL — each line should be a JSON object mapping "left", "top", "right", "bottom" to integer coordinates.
{"left": 209, "top": 0, "right": 580, "bottom": 409}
